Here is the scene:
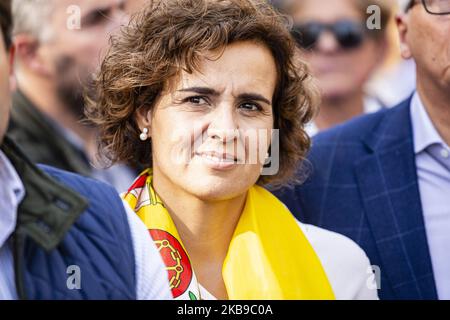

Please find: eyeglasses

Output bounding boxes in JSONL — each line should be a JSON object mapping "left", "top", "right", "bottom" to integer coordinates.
{"left": 407, "top": 0, "right": 450, "bottom": 15}
{"left": 291, "top": 20, "right": 366, "bottom": 50}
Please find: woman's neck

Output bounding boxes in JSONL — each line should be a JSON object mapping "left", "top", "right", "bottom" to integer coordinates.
{"left": 152, "top": 170, "right": 247, "bottom": 299}
{"left": 164, "top": 193, "right": 246, "bottom": 261}
{"left": 315, "top": 92, "right": 365, "bottom": 131}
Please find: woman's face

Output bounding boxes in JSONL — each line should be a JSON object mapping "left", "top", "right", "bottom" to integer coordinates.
{"left": 292, "top": 0, "right": 384, "bottom": 100}
{"left": 139, "top": 41, "right": 277, "bottom": 201}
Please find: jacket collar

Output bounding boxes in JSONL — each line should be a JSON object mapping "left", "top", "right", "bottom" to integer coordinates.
{"left": 1, "top": 136, "right": 88, "bottom": 251}
{"left": 10, "top": 90, "right": 91, "bottom": 176}
{"left": 361, "top": 96, "right": 415, "bottom": 153}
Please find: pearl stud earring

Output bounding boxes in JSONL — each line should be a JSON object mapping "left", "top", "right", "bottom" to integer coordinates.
{"left": 139, "top": 128, "right": 149, "bottom": 141}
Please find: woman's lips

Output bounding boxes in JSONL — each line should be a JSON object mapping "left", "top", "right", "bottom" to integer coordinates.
{"left": 194, "top": 151, "right": 239, "bottom": 170}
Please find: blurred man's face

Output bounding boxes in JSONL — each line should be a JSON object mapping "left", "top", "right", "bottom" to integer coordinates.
{"left": 400, "top": 2, "right": 450, "bottom": 91}
{"left": 37, "top": 0, "right": 130, "bottom": 118}
{"left": 0, "top": 30, "right": 12, "bottom": 143}
{"left": 291, "top": 0, "right": 384, "bottom": 100}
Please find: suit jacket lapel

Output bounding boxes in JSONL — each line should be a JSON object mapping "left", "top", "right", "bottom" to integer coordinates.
{"left": 355, "top": 99, "right": 438, "bottom": 299}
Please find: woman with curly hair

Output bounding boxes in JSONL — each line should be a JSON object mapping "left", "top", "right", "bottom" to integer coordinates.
{"left": 86, "top": 0, "right": 377, "bottom": 300}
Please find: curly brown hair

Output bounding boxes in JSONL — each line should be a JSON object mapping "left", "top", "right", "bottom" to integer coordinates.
{"left": 86, "top": 0, "right": 319, "bottom": 189}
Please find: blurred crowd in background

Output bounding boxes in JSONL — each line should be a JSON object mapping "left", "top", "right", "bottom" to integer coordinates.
{"left": 275, "top": 0, "right": 415, "bottom": 135}
{"left": 3, "top": 0, "right": 450, "bottom": 301}
{"left": 5, "top": 0, "right": 415, "bottom": 193}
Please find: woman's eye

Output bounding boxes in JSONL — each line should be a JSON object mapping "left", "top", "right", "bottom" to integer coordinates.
{"left": 187, "top": 96, "right": 208, "bottom": 105}
{"left": 239, "top": 102, "right": 261, "bottom": 112}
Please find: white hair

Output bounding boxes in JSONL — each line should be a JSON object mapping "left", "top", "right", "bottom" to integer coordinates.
{"left": 12, "top": 0, "right": 54, "bottom": 42}
{"left": 397, "top": 0, "right": 411, "bottom": 12}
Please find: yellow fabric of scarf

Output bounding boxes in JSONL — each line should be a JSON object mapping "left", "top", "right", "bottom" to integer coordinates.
{"left": 123, "top": 169, "right": 335, "bottom": 300}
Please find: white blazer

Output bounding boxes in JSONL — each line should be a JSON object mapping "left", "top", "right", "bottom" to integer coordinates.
{"left": 199, "top": 222, "right": 379, "bottom": 300}
{"left": 298, "top": 222, "right": 379, "bottom": 300}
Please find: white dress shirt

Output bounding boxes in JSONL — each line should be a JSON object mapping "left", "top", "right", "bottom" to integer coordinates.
{"left": 0, "top": 150, "right": 24, "bottom": 300}
{"left": 0, "top": 150, "right": 172, "bottom": 300}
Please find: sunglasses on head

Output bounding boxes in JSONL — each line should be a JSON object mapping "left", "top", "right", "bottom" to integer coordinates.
{"left": 292, "top": 20, "right": 367, "bottom": 50}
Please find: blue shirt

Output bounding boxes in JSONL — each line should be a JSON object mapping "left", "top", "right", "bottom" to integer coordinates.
{"left": 411, "top": 92, "right": 450, "bottom": 300}
{"left": 0, "top": 150, "right": 172, "bottom": 300}
{"left": 0, "top": 150, "right": 25, "bottom": 299}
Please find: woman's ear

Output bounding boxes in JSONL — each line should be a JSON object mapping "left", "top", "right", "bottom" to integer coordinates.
{"left": 135, "top": 106, "right": 152, "bottom": 134}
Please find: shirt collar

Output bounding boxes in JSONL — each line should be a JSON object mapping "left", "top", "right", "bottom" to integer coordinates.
{"left": 0, "top": 150, "right": 25, "bottom": 247}
{"left": 410, "top": 92, "right": 449, "bottom": 154}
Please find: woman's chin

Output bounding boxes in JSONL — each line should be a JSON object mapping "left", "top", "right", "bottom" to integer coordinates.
{"left": 182, "top": 175, "right": 251, "bottom": 202}
{"left": 193, "top": 184, "right": 243, "bottom": 202}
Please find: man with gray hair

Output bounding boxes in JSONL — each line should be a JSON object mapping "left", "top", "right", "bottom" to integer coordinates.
{"left": 277, "top": 0, "right": 450, "bottom": 299}
{"left": 7, "top": 0, "right": 145, "bottom": 192}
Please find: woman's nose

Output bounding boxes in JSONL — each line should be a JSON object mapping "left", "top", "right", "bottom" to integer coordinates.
{"left": 207, "top": 105, "right": 240, "bottom": 143}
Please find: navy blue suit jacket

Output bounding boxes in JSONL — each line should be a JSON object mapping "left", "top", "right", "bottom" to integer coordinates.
{"left": 275, "top": 98, "right": 438, "bottom": 300}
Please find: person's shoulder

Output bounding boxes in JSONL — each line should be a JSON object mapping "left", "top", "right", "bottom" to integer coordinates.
{"left": 305, "top": 109, "right": 390, "bottom": 172}
{"left": 313, "top": 98, "right": 411, "bottom": 147}
{"left": 306, "top": 99, "right": 413, "bottom": 174}
{"left": 38, "top": 164, "right": 129, "bottom": 229}
{"left": 39, "top": 164, "right": 119, "bottom": 197}
{"left": 313, "top": 108, "right": 389, "bottom": 146}
{"left": 298, "top": 222, "right": 378, "bottom": 300}
{"left": 298, "top": 222, "right": 368, "bottom": 269}
{"left": 302, "top": 111, "right": 389, "bottom": 180}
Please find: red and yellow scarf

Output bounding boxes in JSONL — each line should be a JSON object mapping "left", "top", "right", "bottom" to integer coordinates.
{"left": 123, "top": 169, "right": 335, "bottom": 300}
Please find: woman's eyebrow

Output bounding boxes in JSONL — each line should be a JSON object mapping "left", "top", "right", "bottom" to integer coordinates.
{"left": 238, "top": 93, "right": 272, "bottom": 106}
{"left": 178, "top": 87, "right": 271, "bottom": 105}
{"left": 177, "top": 87, "right": 219, "bottom": 96}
